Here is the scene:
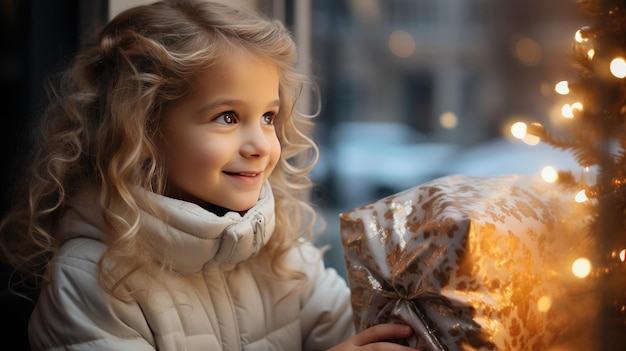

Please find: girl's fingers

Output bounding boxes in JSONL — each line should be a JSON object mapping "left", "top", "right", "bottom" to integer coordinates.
{"left": 352, "top": 324, "right": 413, "bottom": 346}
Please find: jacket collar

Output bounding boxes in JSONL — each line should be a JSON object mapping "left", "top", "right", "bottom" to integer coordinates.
{"left": 60, "top": 182, "right": 276, "bottom": 272}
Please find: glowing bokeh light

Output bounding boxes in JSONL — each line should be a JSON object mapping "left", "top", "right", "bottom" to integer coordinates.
{"left": 540, "top": 82, "right": 552, "bottom": 97}
{"left": 575, "top": 29, "right": 587, "bottom": 43}
{"left": 439, "top": 112, "right": 458, "bottom": 129}
{"left": 588, "top": 49, "right": 595, "bottom": 60}
{"left": 620, "top": 249, "right": 626, "bottom": 262}
{"left": 522, "top": 134, "right": 541, "bottom": 146}
{"left": 513, "top": 36, "right": 542, "bottom": 66}
{"left": 610, "top": 57, "right": 626, "bottom": 78}
{"left": 563, "top": 102, "right": 583, "bottom": 118}
{"left": 511, "top": 122, "right": 527, "bottom": 139}
{"left": 389, "top": 30, "right": 416, "bottom": 58}
{"left": 562, "top": 104, "right": 574, "bottom": 118}
{"left": 537, "top": 295, "right": 552, "bottom": 312}
{"left": 575, "top": 189, "right": 588, "bottom": 203}
{"left": 555, "top": 81, "right": 570, "bottom": 95}
{"left": 572, "top": 258, "right": 592, "bottom": 278}
{"left": 541, "top": 166, "right": 558, "bottom": 183}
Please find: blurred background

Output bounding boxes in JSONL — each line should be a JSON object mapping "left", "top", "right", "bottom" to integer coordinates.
{"left": 1, "top": 0, "right": 589, "bottom": 347}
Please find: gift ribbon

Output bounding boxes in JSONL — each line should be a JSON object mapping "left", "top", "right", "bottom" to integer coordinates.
{"left": 358, "top": 267, "right": 493, "bottom": 350}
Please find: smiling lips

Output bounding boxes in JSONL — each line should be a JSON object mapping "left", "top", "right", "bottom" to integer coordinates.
{"left": 223, "top": 171, "right": 263, "bottom": 185}
{"left": 224, "top": 171, "right": 261, "bottom": 177}
{"left": 223, "top": 162, "right": 268, "bottom": 182}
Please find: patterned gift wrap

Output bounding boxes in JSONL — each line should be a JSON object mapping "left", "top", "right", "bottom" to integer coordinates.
{"left": 340, "top": 175, "right": 597, "bottom": 350}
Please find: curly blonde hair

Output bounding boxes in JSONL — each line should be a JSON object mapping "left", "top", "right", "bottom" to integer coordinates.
{"left": 0, "top": 0, "right": 319, "bottom": 298}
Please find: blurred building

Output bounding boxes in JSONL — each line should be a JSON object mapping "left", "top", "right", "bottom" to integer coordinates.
{"left": 310, "top": 0, "right": 587, "bottom": 145}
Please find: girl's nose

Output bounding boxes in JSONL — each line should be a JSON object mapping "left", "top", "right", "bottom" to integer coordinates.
{"left": 240, "top": 123, "right": 272, "bottom": 158}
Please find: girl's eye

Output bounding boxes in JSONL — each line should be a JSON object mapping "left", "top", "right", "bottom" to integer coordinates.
{"left": 214, "top": 112, "right": 238, "bottom": 125}
{"left": 262, "top": 112, "right": 276, "bottom": 125}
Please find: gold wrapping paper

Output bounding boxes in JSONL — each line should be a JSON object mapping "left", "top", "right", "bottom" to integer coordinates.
{"left": 340, "top": 175, "right": 597, "bottom": 350}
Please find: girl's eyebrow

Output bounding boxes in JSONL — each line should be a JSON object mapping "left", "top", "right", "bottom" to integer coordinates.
{"left": 200, "top": 98, "right": 280, "bottom": 111}
{"left": 268, "top": 99, "right": 281, "bottom": 109}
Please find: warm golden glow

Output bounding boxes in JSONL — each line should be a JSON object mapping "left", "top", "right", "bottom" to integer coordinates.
{"left": 610, "top": 57, "right": 626, "bottom": 78}
{"left": 588, "top": 49, "right": 595, "bottom": 60}
{"left": 562, "top": 104, "right": 574, "bottom": 118}
{"left": 537, "top": 295, "right": 552, "bottom": 312}
{"left": 555, "top": 80, "right": 569, "bottom": 95}
{"left": 388, "top": 30, "right": 416, "bottom": 58}
{"left": 439, "top": 112, "right": 458, "bottom": 129}
{"left": 522, "top": 134, "right": 541, "bottom": 146}
{"left": 572, "top": 257, "right": 592, "bottom": 278}
{"left": 575, "top": 189, "right": 588, "bottom": 203}
{"left": 541, "top": 166, "right": 558, "bottom": 183}
{"left": 563, "top": 102, "right": 583, "bottom": 118}
{"left": 575, "top": 29, "right": 587, "bottom": 43}
{"left": 513, "top": 36, "right": 542, "bottom": 66}
{"left": 511, "top": 121, "right": 527, "bottom": 139}
{"left": 620, "top": 249, "right": 626, "bottom": 262}
{"left": 514, "top": 121, "right": 542, "bottom": 145}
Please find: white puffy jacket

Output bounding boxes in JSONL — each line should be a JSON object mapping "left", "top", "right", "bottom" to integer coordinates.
{"left": 28, "top": 183, "right": 354, "bottom": 350}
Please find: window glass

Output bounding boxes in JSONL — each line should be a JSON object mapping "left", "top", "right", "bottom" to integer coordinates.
{"left": 308, "top": 0, "right": 587, "bottom": 276}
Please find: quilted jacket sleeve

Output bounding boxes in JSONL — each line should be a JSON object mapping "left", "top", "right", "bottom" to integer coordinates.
{"left": 297, "top": 244, "right": 355, "bottom": 351}
{"left": 28, "top": 238, "right": 155, "bottom": 351}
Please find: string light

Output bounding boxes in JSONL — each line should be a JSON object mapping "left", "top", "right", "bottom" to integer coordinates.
{"left": 610, "top": 57, "right": 626, "bottom": 78}
{"left": 575, "top": 28, "right": 590, "bottom": 43}
{"left": 511, "top": 122, "right": 527, "bottom": 139}
{"left": 537, "top": 295, "right": 552, "bottom": 312}
{"left": 562, "top": 104, "right": 574, "bottom": 118}
{"left": 561, "top": 102, "right": 583, "bottom": 118}
{"left": 572, "top": 257, "right": 592, "bottom": 278}
{"left": 522, "top": 134, "right": 540, "bottom": 145}
{"left": 541, "top": 166, "right": 558, "bottom": 183}
{"left": 575, "top": 189, "right": 588, "bottom": 203}
{"left": 509, "top": 121, "right": 541, "bottom": 145}
{"left": 555, "top": 81, "right": 570, "bottom": 95}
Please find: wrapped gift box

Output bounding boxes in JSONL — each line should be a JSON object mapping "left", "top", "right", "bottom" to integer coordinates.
{"left": 340, "top": 175, "right": 598, "bottom": 350}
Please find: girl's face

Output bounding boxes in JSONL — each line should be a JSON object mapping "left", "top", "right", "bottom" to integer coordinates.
{"left": 160, "top": 52, "right": 281, "bottom": 213}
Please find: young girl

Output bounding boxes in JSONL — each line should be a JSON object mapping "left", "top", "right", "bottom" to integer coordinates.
{"left": 0, "top": 1, "right": 415, "bottom": 350}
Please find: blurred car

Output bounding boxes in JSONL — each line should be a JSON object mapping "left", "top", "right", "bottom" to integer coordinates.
{"left": 440, "top": 137, "right": 582, "bottom": 177}
{"left": 319, "top": 121, "right": 458, "bottom": 208}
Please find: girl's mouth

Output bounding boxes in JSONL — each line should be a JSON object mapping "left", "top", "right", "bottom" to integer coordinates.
{"left": 224, "top": 171, "right": 260, "bottom": 177}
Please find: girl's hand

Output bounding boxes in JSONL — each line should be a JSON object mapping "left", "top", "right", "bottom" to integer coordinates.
{"left": 328, "top": 323, "right": 418, "bottom": 350}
